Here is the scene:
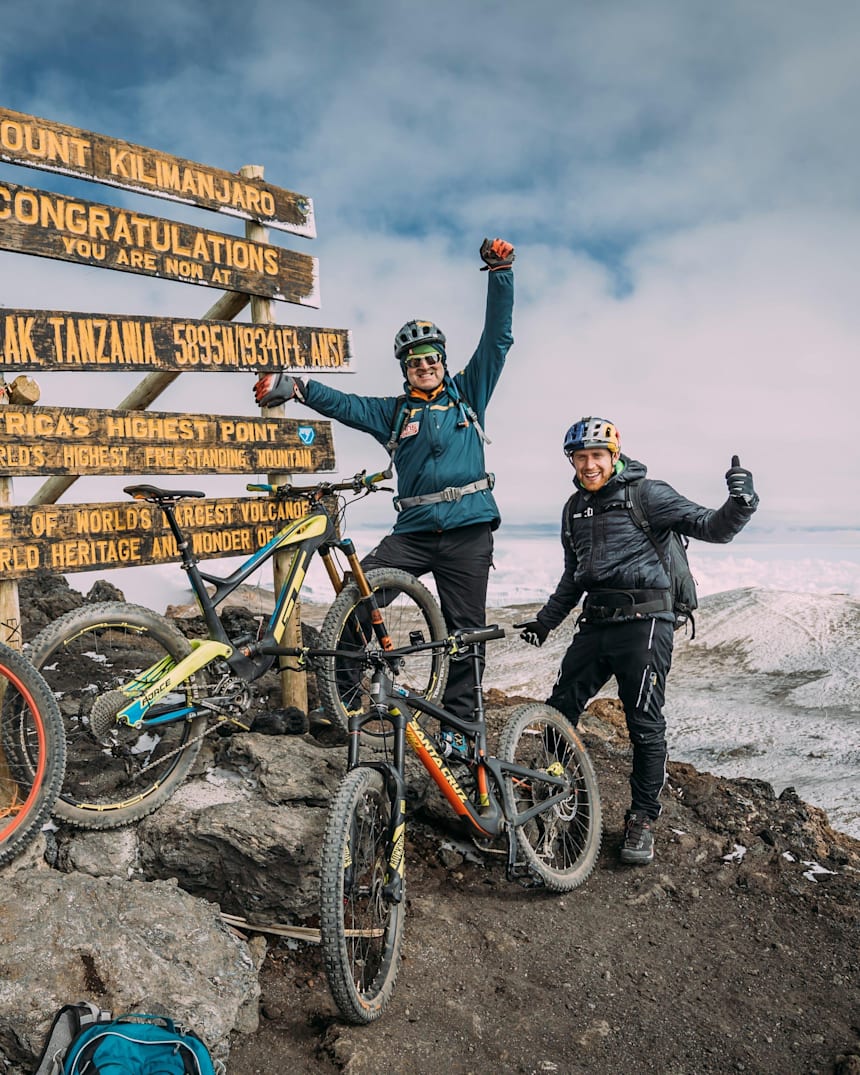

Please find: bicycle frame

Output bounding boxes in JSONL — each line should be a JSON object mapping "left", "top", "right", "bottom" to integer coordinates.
{"left": 114, "top": 478, "right": 396, "bottom": 730}
{"left": 341, "top": 631, "right": 573, "bottom": 886}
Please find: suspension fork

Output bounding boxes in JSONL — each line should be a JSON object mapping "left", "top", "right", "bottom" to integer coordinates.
{"left": 348, "top": 693, "right": 408, "bottom": 905}
{"left": 339, "top": 538, "right": 394, "bottom": 651}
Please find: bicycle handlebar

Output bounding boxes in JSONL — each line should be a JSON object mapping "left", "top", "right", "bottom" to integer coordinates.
{"left": 247, "top": 468, "right": 393, "bottom": 498}
{"left": 256, "top": 624, "right": 506, "bottom": 664}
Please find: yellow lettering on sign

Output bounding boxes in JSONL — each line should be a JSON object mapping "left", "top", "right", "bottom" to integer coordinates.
{"left": 152, "top": 534, "right": 179, "bottom": 558}
{"left": 0, "top": 118, "right": 91, "bottom": 167}
{"left": 0, "top": 544, "right": 40, "bottom": 574}
{"left": 310, "top": 331, "right": 344, "bottom": 368}
{"left": 2, "top": 316, "right": 36, "bottom": 364}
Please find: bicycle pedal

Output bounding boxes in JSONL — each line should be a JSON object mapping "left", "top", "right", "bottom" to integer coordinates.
{"left": 471, "top": 836, "right": 506, "bottom": 857}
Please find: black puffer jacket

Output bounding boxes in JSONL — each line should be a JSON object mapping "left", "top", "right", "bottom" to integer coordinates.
{"left": 537, "top": 455, "right": 758, "bottom": 629}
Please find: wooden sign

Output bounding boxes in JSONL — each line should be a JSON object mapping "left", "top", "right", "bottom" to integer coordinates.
{"left": 0, "top": 494, "right": 319, "bottom": 580}
{"left": 0, "top": 310, "right": 352, "bottom": 372}
{"left": 0, "top": 406, "right": 335, "bottom": 476}
{"left": 0, "top": 107, "right": 315, "bottom": 237}
{"left": 0, "top": 181, "right": 319, "bottom": 305}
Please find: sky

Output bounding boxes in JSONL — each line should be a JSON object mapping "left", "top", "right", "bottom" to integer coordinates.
{"left": 1, "top": 0, "right": 859, "bottom": 535}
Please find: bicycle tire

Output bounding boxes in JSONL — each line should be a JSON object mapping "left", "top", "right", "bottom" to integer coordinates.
{"left": 26, "top": 602, "right": 208, "bottom": 829}
{"left": 317, "top": 568, "right": 448, "bottom": 732}
{"left": 319, "top": 766, "right": 405, "bottom": 1024}
{"left": 0, "top": 643, "right": 66, "bottom": 866}
{"left": 499, "top": 702, "right": 602, "bottom": 891}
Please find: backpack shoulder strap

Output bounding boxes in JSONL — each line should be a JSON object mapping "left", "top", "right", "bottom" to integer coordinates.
{"left": 33, "top": 1002, "right": 111, "bottom": 1075}
{"left": 626, "top": 479, "right": 651, "bottom": 532}
{"left": 384, "top": 394, "right": 410, "bottom": 462}
{"left": 626, "top": 480, "right": 670, "bottom": 568}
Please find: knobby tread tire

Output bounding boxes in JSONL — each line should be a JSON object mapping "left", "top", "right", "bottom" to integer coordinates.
{"left": 0, "top": 643, "right": 66, "bottom": 866}
{"left": 499, "top": 702, "right": 602, "bottom": 891}
{"left": 319, "top": 766, "right": 405, "bottom": 1023}
{"left": 26, "top": 602, "right": 207, "bottom": 829}
{"left": 317, "top": 568, "right": 448, "bottom": 732}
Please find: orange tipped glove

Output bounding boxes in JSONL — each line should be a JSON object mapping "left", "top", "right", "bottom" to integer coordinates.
{"left": 254, "top": 372, "right": 305, "bottom": 407}
{"left": 480, "top": 237, "right": 515, "bottom": 271}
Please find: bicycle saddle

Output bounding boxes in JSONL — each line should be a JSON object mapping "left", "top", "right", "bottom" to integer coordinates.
{"left": 124, "top": 484, "right": 206, "bottom": 502}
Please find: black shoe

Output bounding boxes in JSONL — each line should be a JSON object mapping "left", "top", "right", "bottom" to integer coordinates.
{"left": 620, "top": 811, "right": 654, "bottom": 865}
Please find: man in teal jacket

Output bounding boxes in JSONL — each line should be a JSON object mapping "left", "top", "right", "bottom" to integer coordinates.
{"left": 253, "top": 238, "right": 515, "bottom": 739}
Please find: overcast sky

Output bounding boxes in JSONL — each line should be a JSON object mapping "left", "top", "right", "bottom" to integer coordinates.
{"left": 1, "top": 0, "right": 858, "bottom": 531}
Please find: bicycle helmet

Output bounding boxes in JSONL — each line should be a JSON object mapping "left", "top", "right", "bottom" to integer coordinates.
{"left": 394, "top": 320, "right": 446, "bottom": 361}
{"left": 563, "top": 416, "right": 621, "bottom": 456}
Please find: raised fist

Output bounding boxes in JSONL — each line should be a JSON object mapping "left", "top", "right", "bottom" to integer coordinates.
{"left": 480, "top": 237, "right": 515, "bottom": 271}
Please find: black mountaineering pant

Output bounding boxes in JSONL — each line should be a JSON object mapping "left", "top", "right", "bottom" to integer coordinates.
{"left": 362, "top": 523, "right": 494, "bottom": 720}
{"left": 546, "top": 617, "right": 675, "bottom": 819}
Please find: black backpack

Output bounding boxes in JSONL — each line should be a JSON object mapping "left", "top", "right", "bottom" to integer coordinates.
{"left": 565, "top": 479, "right": 698, "bottom": 637}
{"left": 627, "top": 481, "right": 698, "bottom": 636}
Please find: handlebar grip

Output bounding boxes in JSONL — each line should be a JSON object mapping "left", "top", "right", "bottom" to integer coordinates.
{"left": 247, "top": 483, "right": 273, "bottom": 493}
{"left": 458, "top": 625, "right": 506, "bottom": 645}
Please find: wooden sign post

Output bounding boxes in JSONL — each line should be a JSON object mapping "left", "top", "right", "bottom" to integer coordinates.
{"left": 0, "top": 111, "right": 355, "bottom": 722}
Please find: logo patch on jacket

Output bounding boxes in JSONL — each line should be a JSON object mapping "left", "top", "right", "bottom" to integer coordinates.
{"left": 400, "top": 419, "right": 420, "bottom": 440}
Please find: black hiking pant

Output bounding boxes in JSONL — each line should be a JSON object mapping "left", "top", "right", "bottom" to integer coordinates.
{"left": 546, "top": 617, "right": 675, "bottom": 820}
{"left": 362, "top": 523, "right": 494, "bottom": 721}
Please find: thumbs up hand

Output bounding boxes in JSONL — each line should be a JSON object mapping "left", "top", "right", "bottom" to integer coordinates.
{"left": 725, "top": 455, "right": 757, "bottom": 505}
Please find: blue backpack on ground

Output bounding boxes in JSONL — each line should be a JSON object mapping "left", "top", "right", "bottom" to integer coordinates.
{"left": 32, "top": 1001, "right": 223, "bottom": 1074}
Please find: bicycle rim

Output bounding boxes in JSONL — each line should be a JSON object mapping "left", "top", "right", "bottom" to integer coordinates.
{"left": 0, "top": 644, "right": 66, "bottom": 866}
{"left": 317, "top": 568, "right": 448, "bottom": 733}
{"left": 319, "top": 767, "right": 404, "bottom": 1023}
{"left": 26, "top": 603, "right": 207, "bottom": 828}
{"left": 499, "top": 702, "right": 602, "bottom": 891}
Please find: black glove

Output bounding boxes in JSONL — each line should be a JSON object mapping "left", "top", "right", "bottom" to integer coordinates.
{"left": 254, "top": 373, "right": 303, "bottom": 407}
{"left": 725, "top": 454, "right": 757, "bottom": 505}
{"left": 516, "top": 618, "right": 549, "bottom": 648}
{"left": 480, "top": 237, "right": 515, "bottom": 271}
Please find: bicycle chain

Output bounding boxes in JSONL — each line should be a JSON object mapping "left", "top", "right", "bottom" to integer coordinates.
{"left": 130, "top": 718, "right": 232, "bottom": 777}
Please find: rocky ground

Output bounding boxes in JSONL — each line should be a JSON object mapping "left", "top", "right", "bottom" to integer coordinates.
{"left": 14, "top": 574, "right": 860, "bottom": 1075}
{"left": 225, "top": 694, "right": 859, "bottom": 1075}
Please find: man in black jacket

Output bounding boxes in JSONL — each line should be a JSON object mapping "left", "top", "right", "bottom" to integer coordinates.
{"left": 519, "top": 417, "right": 758, "bottom": 865}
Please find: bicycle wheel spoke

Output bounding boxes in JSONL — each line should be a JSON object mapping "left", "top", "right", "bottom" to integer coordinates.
{"left": 318, "top": 569, "right": 448, "bottom": 733}
{"left": 320, "top": 767, "right": 404, "bottom": 1023}
{"left": 0, "top": 644, "right": 65, "bottom": 866}
{"left": 500, "top": 703, "right": 602, "bottom": 891}
{"left": 26, "top": 603, "right": 207, "bottom": 828}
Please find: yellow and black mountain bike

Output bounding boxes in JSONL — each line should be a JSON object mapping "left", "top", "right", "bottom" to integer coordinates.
{"left": 25, "top": 471, "right": 447, "bottom": 829}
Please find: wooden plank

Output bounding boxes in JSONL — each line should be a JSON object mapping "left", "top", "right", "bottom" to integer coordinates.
{"left": 28, "top": 288, "right": 250, "bottom": 508}
{"left": 0, "top": 107, "right": 315, "bottom": 237}
{"left": 0, "top": 181, "right": 319, "bottom": 306}
{"left": 0, "top": 494, "right": 322, "bottom": 580}
{"left": 0, "top": 406, "right": 335, "bottom": 476}
{"left": 0, "top": 309, "right": 352, "bottom": 372}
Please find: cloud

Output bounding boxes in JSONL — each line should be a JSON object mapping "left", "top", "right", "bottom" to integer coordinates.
{"left": 0, "top": 0, "right": 858, "bottom": 531}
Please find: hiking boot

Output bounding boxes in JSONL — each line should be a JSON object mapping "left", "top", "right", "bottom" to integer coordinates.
{"left": 620, "top": 811, "right": 654, "bottom": 865}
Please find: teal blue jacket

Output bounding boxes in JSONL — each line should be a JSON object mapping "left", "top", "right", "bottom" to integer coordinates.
{"left": 298, "top": 268, "right": 514, "bottom": 534}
